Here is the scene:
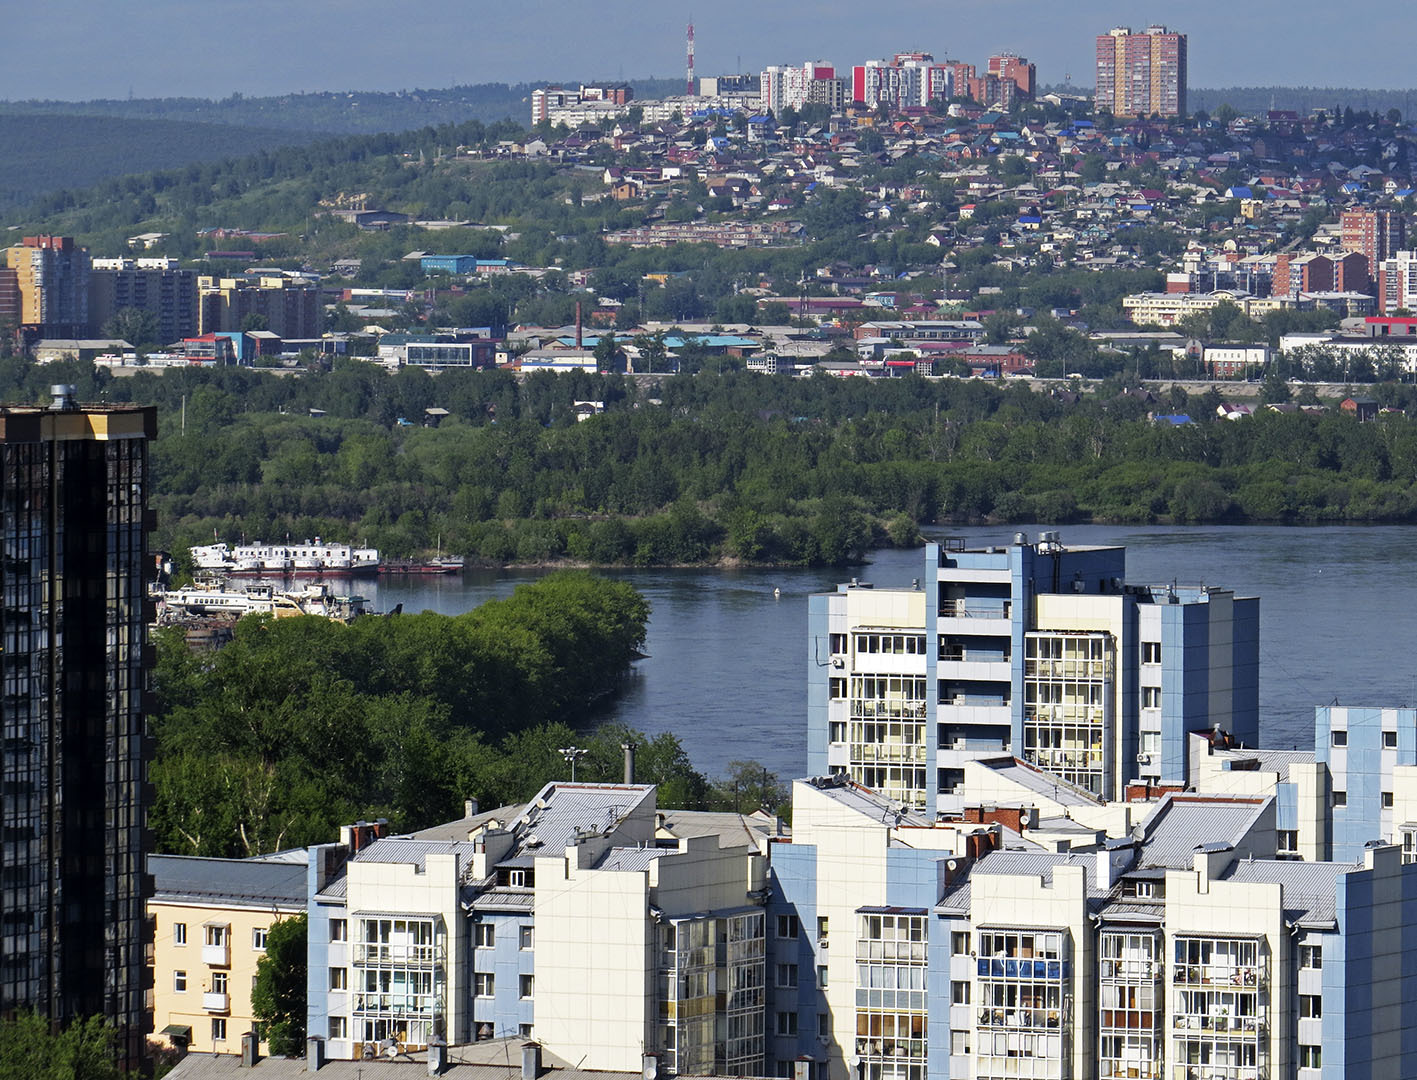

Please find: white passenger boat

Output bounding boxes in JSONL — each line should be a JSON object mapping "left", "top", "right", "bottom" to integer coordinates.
{"left": 189, "top": 539, "right": 381, "bottom": 575}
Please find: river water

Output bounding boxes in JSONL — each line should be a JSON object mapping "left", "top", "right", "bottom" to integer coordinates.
{"left": 359, "top": 525, "right": 1417, "bottom": 783}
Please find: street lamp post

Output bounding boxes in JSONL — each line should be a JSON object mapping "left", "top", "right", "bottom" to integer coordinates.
{"left": 559, "top": 746, "right": 588, "bottom": 782}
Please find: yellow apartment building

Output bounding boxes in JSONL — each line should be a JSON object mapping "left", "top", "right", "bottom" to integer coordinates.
{"left": 148, "top": 853, "right": 307, "bottom": 1055}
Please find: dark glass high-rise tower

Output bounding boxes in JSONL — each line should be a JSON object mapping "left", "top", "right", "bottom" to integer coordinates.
{"left": 0, "top": 388, "right": 156, "bottom": 1067}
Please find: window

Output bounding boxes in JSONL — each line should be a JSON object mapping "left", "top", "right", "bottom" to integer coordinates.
{"left": 173, "top": 971, "right": 187, "bottom": 993}
{"left": 830, "top": 633, "right": 847, "bottom": 654}
{"left": 1299, "top": 1045, "right": 1321, "bottom": 1068}
{"left": 328, "top": 1017, "right": 348, "bottom": 1041}
{"left": 1278, "top": 830, "right": 1299, "bottom": 857}
{"left": 1300, "top": 994, "right": 1322, "bottom": 1019}
{"left": 1334, "top": 791, "right": 1347, "bottom": 808}
{"left": 951, "top": 931, "right": 970, "bottom": 955}
{"left": 829, "top": 678, "right": 847, "bottom": 700}
{"left": 475, "top": 923, "right": 495, "bottom": 948}
{"left": 329, "top": 967, "right": 347, "bottom": 990}
{"left": 211, "top": 1019, "right": 227, "bottom": 1043}
{"left": 1142, "top": 686, "right": 1161, "bottom": 709}
{"left": 1299, "top": 944, "right": 1322, "bottom": 969}
{"left": 1332, "top": 729, "right": 1347, "bottom": 746}
{"left": 519, "top": 974, "right": 534, "bottom": 999}
{"left": 951, "top": 980, "right": 970, "bottom": 1004}
{"left": 817, "top": 1014, "right": 830, "bottom": 1039}
{"left": 776, "top": 914, "right": 799, "bottom": 940}
{"left": 518, "top": 1024, "right": 533, "bottom": 1038}
{"left": 776, "top": 963, "right": 798, "bottom": 988}
{"left": 1132, "top": 880, "right": 1157, "bottom": 898}
{"left": 474, "top": 973, "right": 495, "bottom": 997}
{"left": 211, "top": 972, "right": 228, "bottom": 995}
{"left": 204, "top": 925, "right": 226, "bottom": 947}
{"left": 1384, "top": 791, "right": 1395, "bottom": 808}
{"left": 519, "top": 925, "right": 534, "bottom": 950}
{"left": 1385, "top": 730, "right": 1399, "bottom": 748}
{"left": 816, "top": 965, "right": 828, "bottom": 989}
{"left": 950, "top": 1031, "right": 971, "bottom": 1055}
{"left": 330, "top": 919, "right": 347, "bottom": 942}
{"left": 776, "top": 1011, "right": 798, "bottom": 1037}
{"left": 817, "top": 916, "right": 829, "bottom": 943}
{"left": 173, "top": 922, "right": 187, "bottom": 946}
{"left": 252, "top": 927, "right": 268, "bottom": 951}
{"left": 1142, "top": 641, "right": 1161, "bottom": 664}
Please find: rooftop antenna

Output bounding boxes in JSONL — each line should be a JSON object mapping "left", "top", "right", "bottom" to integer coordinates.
{"left": 686, "top": 19, "right": 695, "bottom": 97}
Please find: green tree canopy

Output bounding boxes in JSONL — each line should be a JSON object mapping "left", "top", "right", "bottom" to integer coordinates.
{"left": 252, "top": 914, "right": 308, "bottom": 1056}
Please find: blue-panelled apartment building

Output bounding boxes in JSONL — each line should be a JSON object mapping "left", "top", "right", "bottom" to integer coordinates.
{"left": 808, "top": 533, "right": 1260, "bottom": 810}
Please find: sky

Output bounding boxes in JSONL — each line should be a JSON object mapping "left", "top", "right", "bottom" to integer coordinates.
{"left": 4, "top": 1, "right": 1416, "bottom": 102}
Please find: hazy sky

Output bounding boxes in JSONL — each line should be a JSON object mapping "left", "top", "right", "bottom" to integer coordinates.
{"left": 4, "top": 1, "right": 1415, "bottom": 101}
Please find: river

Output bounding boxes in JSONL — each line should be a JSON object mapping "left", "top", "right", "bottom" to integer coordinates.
{"left": 358, "top": 525, "right": 1417, "bottom": 783}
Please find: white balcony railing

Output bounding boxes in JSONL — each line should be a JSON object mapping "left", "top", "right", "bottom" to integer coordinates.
{"left": 201, "top": 943, "right": 230, "bottom": 967}
{"left": 202, "top": 991, "right": 229, "bottom": 1013}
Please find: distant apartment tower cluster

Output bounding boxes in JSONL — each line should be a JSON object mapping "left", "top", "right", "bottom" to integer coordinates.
{"left": 1095, "top": 25, "right": 1187, "bottom": 118}
{"left": 851, "top": 54, "right": 952, "bottom": 111}
{"left": 943, "top": 53, "right": 1037, "bottom": 110}
{"left": 530, "top": 83, "right": 633, "bottom": 126}
{"left": 3, "top": 234, "right": 90, "bottom": 339}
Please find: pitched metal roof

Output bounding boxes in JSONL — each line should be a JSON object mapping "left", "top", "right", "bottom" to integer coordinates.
{"left": 1136, "top": 796, "right": 1271, "bottom": 870}
{"left": 148, "top": 854, "right": 307, "bottom": 909}
{"left": 351, "top": 837, "right": 481, "bottom": 871}
{"left": 1221, "top": 859, "right": 1349, "bottom": 927}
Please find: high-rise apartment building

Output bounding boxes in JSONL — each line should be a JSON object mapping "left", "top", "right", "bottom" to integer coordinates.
{"left": 1378, "top": 249, "right": 1417, "bottom": 313}
{"left": 197, "top": 275, "right": 321, "bottom": 339}
{"left": 3, "top": 235, "right": 91, "bottom": 339}
{"left": 760, "top": 62, "right": 843, "bottom": 115}
{"left": 851, "top": 55, "right": 951, "bottom": 110}
{"left": 768, "top": 774, "right": 1417, "bottom": 1080}
{"left": 0, "top": 389, "right": 156, "bottom": 1068}
{"left": 807, "top": 534, "right": 1258, "bottom": 811}
{"left": 1095, "top": 26, "right": 1187, "bottom": 118}
{"left": 987, "top": 53, "right": 1036, "bottom": 102}
{"left": 90, "top": 260, "right": 199, "bottom": 345}
{"left": 1340, "top": 208, "right": 1405, "bottom": 272}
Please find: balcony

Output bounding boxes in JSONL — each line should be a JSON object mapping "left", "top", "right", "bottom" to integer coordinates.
{"left": 353, "top": 942, "right": 443, "bottom": 966}
{"left": 201, "top": 942, "right": 230, "bottom": 968}
{"left": 202, "top": 991, "right": 229, "bottom": 1013}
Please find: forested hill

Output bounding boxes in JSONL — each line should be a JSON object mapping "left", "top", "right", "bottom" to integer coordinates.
{"left": 0, "top": 114, "right": 327, "bottom": 214}
{"left": 0, "top": 78, "right": 683, "bottom": 135}
{"left": 1189, "top": 87, "right": 1417, "bottom": 118}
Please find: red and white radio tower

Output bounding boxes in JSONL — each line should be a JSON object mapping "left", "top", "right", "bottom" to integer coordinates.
{"left": 686, "top": 20, "right": 695, "bottom": 97}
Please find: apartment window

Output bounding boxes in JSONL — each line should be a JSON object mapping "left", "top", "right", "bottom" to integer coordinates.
{"left": 776, "top": 914, "right": 799, "bottom": 940}
{"left": 830, "top": 633, "right": 847, "bottom": 655}
{"left": 475, "top": 923, "right": 495, "bottom": 948}
{"left": 330, "top": 919, "right": 347, "bottom": 942}
{"left": 174, "top": 971, "right": 187, "bottom": 993}
{"left": 1141, "top": 686, "right": 1161, "bottom": 709}
{"left": 817, "top": 965, "right": 828, "bottom": 989}
{"left": 1299, "top": 1045, "right": 1321, "bottom": 1068}
{"left": 1332, "top": 729, "right": 1347, "bottom": 747}
{"left": 829, "top": 678, "right": 847, "bottom": 700}
{"left": 329, "top": 967, "right": 347, "bottom": 990}
{"left": 1299, "top": 944, "right": 1322, "bottom": 969}
{"left": 1133, "top": 880, "right": 1157, "bottom": 898}
{"left": 951, "top": 931, "right": 970, "bottom": 955}
{"left": 519, "top": 925, "right": 534, "bottom": 950}
{"left": 1300, "top": 994, "right": 1322, "bottom": 1019}
{"left": 1278, "top": 830, "right": 1299, "bottom": 858}
{"left": 950, "top": 1031, "right": 971, "bottom": 1055}
{"left": 1142, "top": 641, "right": 1161, "bottom": 664}
{"left": 1334, "top": 791, "right": 1347, "bottom": 808}
{"left": 204, "top": 925, "right": 226, "bottom": 948}
{"left": 776, "top": 1011, "right": 798, "bottom": 1037}
{"left": 328, "top": 1017, "right": 348, "bottom": 1041}
{"left": 211, "top": 972, "right": 228, "bottom": 995}
{"left": 519, "top": 974, "right": 534, "bottom": 1000}
{"left": 474, "top": 973, "right": 495, "bottom": 997}
{"left": 951, "top": 980, "right": 970, "bottom": 1004}
{"left": 776, "top": 963, "right": 798, "bottom": 988}
{"left": 252, "top": 927, "right": 269, "bottom": 951}
{"left": 173, "top": 922, "right": 187, "bottom": 946}
{"left": 211, "top": 1019, "right": 227, "bottom": 1043}
{"left": 817, "top": 1014, "right": 830, "bottom": 1039}
{"left": 519, "top": 1024, "right": 533, "bottom": 1038}
{"left": 817, "top": 916, "right": 829, "bottom": 943}
{"left": 1384, "top": 791, "right": 1395, "bottom": 808}
{"left": 1385, "top": 730, "right": 1399, "bottom": 748}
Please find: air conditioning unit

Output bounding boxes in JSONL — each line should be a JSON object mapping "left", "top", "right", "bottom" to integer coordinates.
{"left": 1136, "top": 753, "right": 1151, "bottom": 764}
{"left": 831, "top": 657, "right": 845, "bottom": 669}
